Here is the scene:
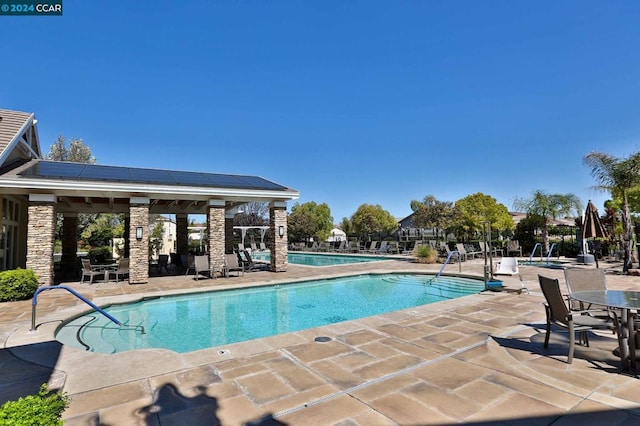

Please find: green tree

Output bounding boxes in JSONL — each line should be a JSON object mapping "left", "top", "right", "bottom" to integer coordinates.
{"left": 80, "top": 214, "right": 123, "bottom": 248}
{"left": 46, "top": 135, "right": 96, "bottom": 163}
{"left": 584, "top": 150, "right": 640, "bottom": 272}
{"left": 410, "top": 195, "right": 455, "bottom": 241}
{"left": 453, "top": 193, "right": 514, "bottom": 241}
{"left": 288, "top": 202, "right": 333, "bottom": 242}
{"left": 351, "top": 204, "right": 397, "bottom": 240}
{"left": 513, "top": 190, "right": 582, "bottom": 255}
{"left": 340, "top": 217, "right": 354, "bottom": 238}
{"left": 148, "top": 216, "right": 165, "bottom": 258}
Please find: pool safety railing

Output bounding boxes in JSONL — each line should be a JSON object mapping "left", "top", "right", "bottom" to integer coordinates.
{"left": 529, "top": 243, "right": 542, "bottom": 265}
{"left": 436, "top": 250, "right": 461, "bottom": 278}
{"left": 545, "top": 243, "right": 557, "bottom": 265}
{"left": 31, "top": 285, "right": 121, "bottom": 332}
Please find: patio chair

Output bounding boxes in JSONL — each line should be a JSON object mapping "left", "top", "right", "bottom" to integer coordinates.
{"left": 238, "top": 243, "right": 246, "bottom": 252}
{"left": 193, "top": 255, "right": 213, "bottom": 280}
{"left": 80, "top": 258, "right": 103, "bottom": 284}
{"left": 224, "top": 253, "right": 244, "bottom": 277}
{"left": 537, "top": 275, "right": 617, "bottom": 364}
{"left": 157, "top": 254, "right": 169, "bottom": 275}
{"left": 478, "top": 241, "right": 503, "bottom": 257}
{"left": 494, "top": 257, "right": 519, "bottom": 276}
{"left": 376, "top": 241, "right": 389, "bottom": 254}
{"left": 239, "top": 250, "right": 269, "bottom": 272}
{"left": 464, "top": 243, "right": 482, "bottom": 259}
{"left": 183, "top": 254, "right": 196, "bottom": 275}
{"left": 107, "top": 258, "right": 129, "bottom": 283}
{"left": 440, "top": 242, "right": 461, "bottom": 262}
{"left": 564, "top": 268, "right": 621, "bottom": 320}
{"left": 455, "top": 243, "right": 469, "bottom": 262}
{"left": 251, "top": 243, "right": 258, "bottom": 252}
{"left": 364, "top": 241, "right": 378, "bottom": 253}
{"left": 259, "top": 242, "right": 267, "bottom": 251}
{"left": 506, "top": 240, "right": 523, "bottom": 257}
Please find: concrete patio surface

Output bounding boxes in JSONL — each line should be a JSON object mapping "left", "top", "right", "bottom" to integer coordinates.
{"left": 1, "top": 255, "right": 639, "bottom": 425}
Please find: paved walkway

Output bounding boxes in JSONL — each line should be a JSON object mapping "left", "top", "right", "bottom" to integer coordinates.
{"left": 1, "top": 255, "right": 640, "bottom": 425}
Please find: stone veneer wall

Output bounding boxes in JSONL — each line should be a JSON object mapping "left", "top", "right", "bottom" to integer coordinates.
{"left": 270, "top": 205, "right": 288, "bottom": 272}
{"left": 176, "top": 214, "right": 189, "bottom": 256}
{"left": 129, "top": 204, "right": 149, "bottom": 284}
{"left": 26, "top": 203, "right": 55, "bottom": 285}
{"left": 208, "top": 205, "right": 225, "bottom": 276}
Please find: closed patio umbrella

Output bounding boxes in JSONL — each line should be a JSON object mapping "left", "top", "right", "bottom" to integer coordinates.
{"left": 582, "top": 200, "right": 608, "bottom": 267}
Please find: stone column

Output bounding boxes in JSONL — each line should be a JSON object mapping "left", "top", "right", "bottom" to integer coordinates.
{"left": 26, "top": 194, "right": 56, "bottom": 286}
{"left": 61, "top": 213, "right": 78, "bottom": 280}
{"left": 225, "top": 212, "right": 235, "bottom": 254}
{"left": 176, "top": 214, "right": 189, "bottom": 256}
{"left": 270, "top": 201, "right": 288, "bottom": 272}
{"left": 129, "top": 198, "right": 149, "bottom": 284}
{"left": 208, "top": 200, "right": 225, "bottom": 277}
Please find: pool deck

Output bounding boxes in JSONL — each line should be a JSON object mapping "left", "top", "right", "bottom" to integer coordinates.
{"left": 2, "top": 255, "right": 640, "bottom": 425}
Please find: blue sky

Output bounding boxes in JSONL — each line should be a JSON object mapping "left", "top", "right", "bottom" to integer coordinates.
{"left": 2, "top": 1, "right": 639, "bottom": 222}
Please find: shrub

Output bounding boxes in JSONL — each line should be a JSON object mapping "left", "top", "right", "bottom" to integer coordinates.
{"left": 0, "top": 269, "right": 39, "bottom": 302}
{"left": 0, "top": 384, "right": 69, "bottom": 425}
{"left": 414, "top": 244, "right": 437, "bottom": 263}
{"left": 87, "top": 246, "right": 113, "bottom": 264}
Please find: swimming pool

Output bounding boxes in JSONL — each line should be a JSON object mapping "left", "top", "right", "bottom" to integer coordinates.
{"left": 56, "top": 274, "right": 484, "bottom": 354}
{"left": 252, "top": 251, "right": 387, "bottom": 266}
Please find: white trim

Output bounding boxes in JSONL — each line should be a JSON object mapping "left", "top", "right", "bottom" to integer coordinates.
{"left": 130, "top": 197, "right": 150, "bottom": 205}
{"left": 209, "top": 199, "right": 225, "bottom": 207}
{"left": 0, "top": 113, "right": 36, "bottom": 166}
{"left": 270, "top": 201, "right": 288, "bottom": 208}
{"left": 0, "top": 177, "right": 299, "bottom": 200}
{"left": 28, "top": 194, "right": 55, "bottom": 203}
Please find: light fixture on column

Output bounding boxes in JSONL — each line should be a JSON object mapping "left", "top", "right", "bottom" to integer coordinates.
{"left": 136, "top": 226, "right": 143, "bottom": 240}
{"left": 278, "top": 226, "right": 285, "bottom": 237}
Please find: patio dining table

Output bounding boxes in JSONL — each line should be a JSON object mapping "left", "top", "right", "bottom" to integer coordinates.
{"left": 91, "top": 263, "right": 118, "bottom": 283}
{"left": 570, "top": 290, "right": 640, "bottom": 371}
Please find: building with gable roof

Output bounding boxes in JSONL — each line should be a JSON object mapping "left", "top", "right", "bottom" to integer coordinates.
{"left": 0, "top": 108, "right": 299, "bottom": 285}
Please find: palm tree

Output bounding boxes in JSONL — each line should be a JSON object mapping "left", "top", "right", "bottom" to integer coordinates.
{"left": 584, "top": 151, "right": 640, "bottom": 273}
{"left": 513, "top": 190, "right": 582, "bottom": 255}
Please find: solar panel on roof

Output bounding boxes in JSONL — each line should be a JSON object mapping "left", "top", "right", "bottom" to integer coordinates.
{"left": 204, "top": 174, "right": 246, "bottom": 188}
{"left": 17, "top": 161, "right": 290, "bottom": 192}
{"left": 22, "top": 161, "right": 85, "bottom": 178}
{"left": 129, "top": 168, "right": 175, "bottom": 184}
{"left": 236, "top": 175, "right": 286, "bottom": 190}
{"left": 81, "top": 165, "right": 130, "bottom": 181}
{"left": 167, "top": 171, "right": 215, "bottom": 186}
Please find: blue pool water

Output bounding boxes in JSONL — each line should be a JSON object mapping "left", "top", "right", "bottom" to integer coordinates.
{"left": 252, "top": 251, "right": 386, "bottom": 266}
{"left": 56, "top": 274, "right": 485, "bottom": 354}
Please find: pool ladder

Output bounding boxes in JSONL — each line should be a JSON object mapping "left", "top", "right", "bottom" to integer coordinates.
{"left": 528, "top": 242, "right": 557, "bottom": 266}
{"left": 31, "top": 285, "right": 130, "bottom": 332}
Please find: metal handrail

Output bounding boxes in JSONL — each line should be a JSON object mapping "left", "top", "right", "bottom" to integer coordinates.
{"left": 31, "top": 285, "right": 121, "bottom": 331}
{"left": 529, "top": 243, "right": 542, "bottom": 264}
{"left": 546, "top": 243, "right": 557, "bottom": 265}
{"left": 436, "top": 250, "right": 461, "bottom": 278}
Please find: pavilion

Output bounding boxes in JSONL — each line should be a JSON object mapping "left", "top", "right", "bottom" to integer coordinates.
{"left": 0, "top": 108, "right": 299, "bottom": 285}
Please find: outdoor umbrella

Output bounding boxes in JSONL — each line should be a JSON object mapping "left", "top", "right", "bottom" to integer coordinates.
{"left": 582, "top": 200, "right": 608, "bottom": 268}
